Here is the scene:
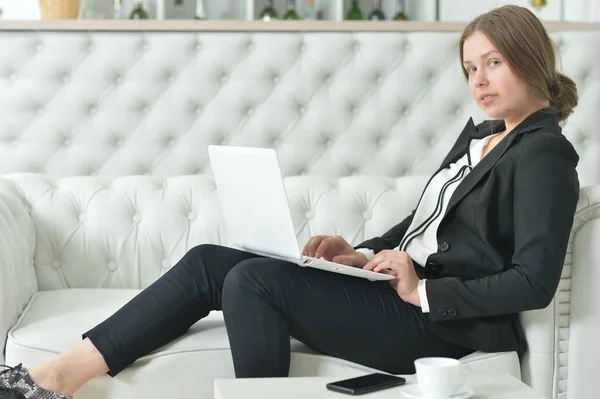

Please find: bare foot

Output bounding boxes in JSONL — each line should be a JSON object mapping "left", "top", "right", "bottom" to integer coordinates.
{"left": 28, "top": 366, "right": 73, "bottom": 396}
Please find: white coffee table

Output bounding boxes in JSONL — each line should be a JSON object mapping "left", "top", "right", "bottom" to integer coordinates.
{"left": 214, "top": 372, "right": 547, "bottom": 399}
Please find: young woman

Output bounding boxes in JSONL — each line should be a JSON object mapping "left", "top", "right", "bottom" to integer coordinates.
{"left": 0, "top": 5, "right": 579, "bottom": 399}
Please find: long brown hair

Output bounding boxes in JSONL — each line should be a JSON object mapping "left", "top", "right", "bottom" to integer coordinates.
{"left": 459, "top": 5, "right": 578, "bottom": 123}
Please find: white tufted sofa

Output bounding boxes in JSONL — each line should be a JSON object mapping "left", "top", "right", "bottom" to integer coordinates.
{"left": 0, "top": 23, "right": 599, "bottom": 399}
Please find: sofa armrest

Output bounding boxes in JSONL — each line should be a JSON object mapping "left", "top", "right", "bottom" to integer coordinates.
{"left": 0, "top": 188, "right": 38, "bottom": 364}
{"left": 558, "top": 184, "right": 600, "bottom": 399}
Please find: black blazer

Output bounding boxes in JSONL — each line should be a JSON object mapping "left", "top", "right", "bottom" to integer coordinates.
{"left": 355, "top": 109, "right": 579, "bottom": 357}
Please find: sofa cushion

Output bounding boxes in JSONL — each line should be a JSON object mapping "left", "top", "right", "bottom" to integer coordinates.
{"left": 6, "top": 289, "right": 326, "bottom": 363}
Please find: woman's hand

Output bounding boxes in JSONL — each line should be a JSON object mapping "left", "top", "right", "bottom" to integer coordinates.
{"left": 363, "top": 250, "right": 421, "bottom": 307}
{"left": 302, "top": 235, "right": 368, "bottom": 268}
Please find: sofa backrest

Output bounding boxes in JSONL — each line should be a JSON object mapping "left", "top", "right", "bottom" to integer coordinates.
{"left": 0, "top": 28, "right": 598, "bottom": 187}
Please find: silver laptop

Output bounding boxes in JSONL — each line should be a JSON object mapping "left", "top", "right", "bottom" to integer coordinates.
{"left": 208, "top": 145, "right": 393, "bottom": 282}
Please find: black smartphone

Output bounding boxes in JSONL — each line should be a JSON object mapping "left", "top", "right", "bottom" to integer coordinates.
{"left": 326, "top": 373, "right": 406, "bottom": 395}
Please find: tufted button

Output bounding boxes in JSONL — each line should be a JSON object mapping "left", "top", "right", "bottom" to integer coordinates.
{"left": 298, "top": 43, "right": 307, "bottom": 53}
{"left": 9, "top": 73, "right": 17, "bottom": 81}
{"left": 35, "top": 41, "right": 43, "bottom": 52}
{"left": 89, "top": 106, "right": 97, "bottom": 115}
{"left": 272, "top": 74, "right": 280, "bottom": 84}
{"left": 220, "top": 73, "right": 227, "bottom": 83}
{"left": 437, "top": 308, "right": 447, "bottom": 317}
{"left": 107, "top": 261, "right": 117, "bottom": 272}
{"left": 78, "top": 213, "right": 87, "bottom": 222}
{"left": 142, "top": 106, "right": 149, "bottom": 114}
{"left": 428, "top": 73, "right": 436, "bottom": 84}
{"left": 167, "top": 74, "right": 175, "bottom": 83}
{"left": 246, "top": 41, "right": 254, "bottom": 50}
{"left": 324, "top": 138, "right": 332, "bottom": 146}
{"left": 220, "top": 138, "right": 227, "bottom": 145}
{"left": 194, "top": 106, "right": 202, "bottom": 116}
{"left": 142, "top": 41, "right": 150, "bottom": 51}
{"left": 352, "top": 42, "right": 360, "bottom": 52}
{"left": 448, "top": 309, "right": 457, "bottom": 317}
{"left": 298, "top": 169, "right": 307, "bottom": 176}
{"left": 362, "top": 210, "right": 373, "bottom": 220}
{"left": 246, "top": 106, "right": 254, "bottom": 116}
{"left": 88, "top": 42, "right": 96, "bottom": 52}
{"left": 400, "top": 41, "right": 410, "bottom": 52}
{"left": 195, "top": 41, "right": 202, "bottom": 52}
{"left": 401, "top": 106, "right": 410, "bottom": 116}
{"left": 438, "top": 241, "right": 450, "bottom": 252}
{"left": 63, "top": 138, "right": 71, "bottom": 146}
{"left": 115, "top": 139, "right": 124, "bottom": 147}
{"left": 115, "top": 75, "right": 123, "bottom": 85}
{"left": 351, "top": 106, "right": 358, "bottom": 115}
{"left": 168, "top": 138, "right": 176, "bottom": 147}
{"left": 324, "top": 74, "right": 332, "bottom": 85}
{"left": 298, "top": 105, "right": 306, "bottom": 115}
{"left": 132, "top": 214, "right": 142, "bottom": 223}
{"left": 37, "top": 106, "right": 44, "bottom": 115}
{"left": 11, "top": 139, "right": 19, "bottom": 147}
{"left": 377, "top": 138, "right": 386, "bottom": 148}
{"left": 305, "top": 210, "right": 315, "bottom": 219}
{"left": 51, "top": 260, "right": 61, "bottom": 269}
{"left": 271, "top": 137, "right": 280, "bottom": 146}
{"left": 62, "top": 74, "right": 70, "bottom": 83}
{"left": 375, "top": 74, "right": 383, "bottom": 84}
{"left": 162, "top": 259, "right": 171, "bottom": 268}
{"left": 429, "top": 136, "right": 437, "bottom": 147}
{"left": 188, "top": 212, "right": 198, "bottom": 221}
{"left": 348, "top": 167, "right": 358, "bottom": 176}
{"left": 453, "top": 105, "right": 462, "bottom": 116}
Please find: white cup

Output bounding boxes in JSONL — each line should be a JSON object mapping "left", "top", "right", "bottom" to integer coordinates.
{"left": 413, "top": 357, "right": 469, "bottom": 398}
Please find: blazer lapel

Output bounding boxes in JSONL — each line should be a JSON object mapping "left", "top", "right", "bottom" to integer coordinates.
{"left": 443, "top": 129, "right": 518, "bottom": 219}
{"left": 441, "top": 109, "right": 557, "bottom": 219}
{"left": 435, "top": 118, "right": 478, "bottom": 171}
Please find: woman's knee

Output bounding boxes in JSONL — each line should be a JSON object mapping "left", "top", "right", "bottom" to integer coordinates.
{"left": 222, "top": 259, "right": 287, "bottom": 298}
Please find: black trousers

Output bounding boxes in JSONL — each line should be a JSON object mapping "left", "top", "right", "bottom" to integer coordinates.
{"left": 84, "top": 244, "right": 473, "bottom": 378}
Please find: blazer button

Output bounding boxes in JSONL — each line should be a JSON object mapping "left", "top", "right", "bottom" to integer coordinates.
{"left": 437, "top": 309, "right": 447, "bottom": 317}
{"left": 438, "top": 241, "right": 450, "bottom": 252}
{"left": 448, "top": 309, "right": 457, "bottom": 317}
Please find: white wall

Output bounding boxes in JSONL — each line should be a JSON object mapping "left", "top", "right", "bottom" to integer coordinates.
{"left": 437, "top": 0, "right": 563, "bottom": 21}
{"left": 0, "top": 0, "right": 41, "bottom": 19}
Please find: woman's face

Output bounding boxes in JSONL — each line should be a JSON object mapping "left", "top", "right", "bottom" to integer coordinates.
{"left": 462, "top": 31, "right": 544, "bottom": 128}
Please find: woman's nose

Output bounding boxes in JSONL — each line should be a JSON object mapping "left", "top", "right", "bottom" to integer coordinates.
{"left": 474, "top": 72, "right": 488, "bottom": 87}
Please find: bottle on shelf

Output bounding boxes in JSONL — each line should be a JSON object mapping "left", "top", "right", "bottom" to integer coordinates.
{"left": 195, "top": 0, "right": 206, "bottom": 19}
{"left": 368, "top": 0, "right": 386, "bottom": 21}
{"left": 129, "top": 0, "right": 149, "bottom": 19}
{"left": 393, "top": 0, "right": 408, "bottom": 20}
{"left": 346, "top": 0, "right": 363, "bottom": 20}
{"left": 283, "top": 0, "right": 300, "bottom": 20}
{"left": 259, "top": 0, "right": 278, "bottom": 21}
{"left": 530, "top": 0, "right": 547, "bottom": 10}
{"left": 304, "top": 0, "right": 317, "bottom": 20}
{"left": 113, "top": 0, "right": 122, "bottom": 19}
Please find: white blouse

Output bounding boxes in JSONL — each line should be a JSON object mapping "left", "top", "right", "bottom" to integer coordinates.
{"left": 357, "top": 132, "right": 500, "bottom": 312}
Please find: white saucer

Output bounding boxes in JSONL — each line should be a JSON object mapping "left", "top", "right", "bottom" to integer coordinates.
{"left": 400, "top": 384, "right": 474, "bottom": 399}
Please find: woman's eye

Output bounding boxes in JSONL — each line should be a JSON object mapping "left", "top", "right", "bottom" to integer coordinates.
{"left": 489, "top": 60, "right": 500, "bottom": 66}
{"left": 467, "top": 66, "right": 477, "bottom": 73}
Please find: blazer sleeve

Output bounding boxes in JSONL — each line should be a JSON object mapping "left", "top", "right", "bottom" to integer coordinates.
{"left": 353, "top": 209, "right": 416, "bottom": 253}
{"left": 425, "top": 133, "right": 579, "bottom": 321}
